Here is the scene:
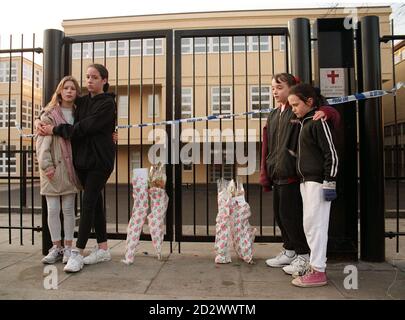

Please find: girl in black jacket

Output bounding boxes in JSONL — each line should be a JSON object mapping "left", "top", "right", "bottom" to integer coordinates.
{"left": 288, "top": 83, "right": 339, "bottom": 288}
{"left": 42, "top": 64, "right": 116, "bottom": 273}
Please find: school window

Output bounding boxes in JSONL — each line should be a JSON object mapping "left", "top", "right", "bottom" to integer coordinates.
{"left": 0, "top": 62, "right": 17, "bottom": 83}
{"left": 35, "top": 69, "right": 42, "bottom": 89}
{"left": 250, "top": 86, "right": 271, "bottom": 119}
{"left": 209, "top": 147, "right": 234, "bottom": 183}
{"left": 182, "top": 148, "right": 193, "bottom": 172}
{"left": 107, "top": 40, "right": 127, "bottom": 57}
{"left": 0, "top": 100, "right": 17, "bottom": 128}
{"left": 211, "top": 37, "right": 231, "bottom": 53}
{"left": 21, "top": 100, "right": 33, "bottom": 129}
{"left": 143, "top": 39, "right": 164, "bottom": 56}
{"left": 251, "top": 36, "right": 270, "bottom": 52}
{"left": 118, "top": 95, "right": 129, "bottom": 118}
{"left": 71, "top": 43, "right": 92, "bottom": 59}
{"left": 148, "top": 94, "right": 160, "bottom": 118}
{"left": 181, "top": 87, "right": 193, "bottom": 119}
{"left": 233, "top": 36, "right": 246, "bottom": 52}
{"left": 130, "top": 40, "right": 142, "bottom": 55}
{"left": 181, "top": 38, "right": 192, "bottom": 54}
{"left": 23, "top": 63, "right": 32, "bottom": 82}
{"left": 93, "top": 42, "right": 105, "bottom": 58}
{"left": 232, "top": 36, "right": 271, "bottom": 52}
{"left": 22, "top": 145, "right": 38, "bottom": 174}
{"left": 209, "top": 144, "right": 234, "bottom": 183}
{"left": 211, "top": 86, "right": 232, "bottom": 117}
{"left": 279, "top": 36, "right": 286, "bottom": 52}
{"left": 0, "top": 145, "right": 17, "bottom": 175}
{"left": 130, "top": 151, "right": 141, "bottom": 174}
{"left": 194, "top": 37, "right": 207, "bottom": 53}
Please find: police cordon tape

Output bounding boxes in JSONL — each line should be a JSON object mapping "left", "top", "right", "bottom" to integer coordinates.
{"left": 16, "top": 82, "right": 404, "bottom": 138}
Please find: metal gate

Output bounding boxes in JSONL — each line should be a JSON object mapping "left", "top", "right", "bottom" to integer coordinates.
{"left": 40, "top": 30, "right": 174, "bottom": 250}
{"left": 0, "top": 35, "right": 43, "bottom": 246}
{"left": 173, "top": 28, "right": 289, "bottom": 246}
{"left": 1, "top": 21, "right": 404, "bottom": 258}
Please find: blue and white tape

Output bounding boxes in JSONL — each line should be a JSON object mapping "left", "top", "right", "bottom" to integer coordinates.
{"left": 16, "top": 82, "right": 404, "bottom": 137}
{"left": 15, "top": 123, "right": 36, "bottom": 139}
{"left": 326, "top": 82, "right": 404, "bottom": 105}
{"left": 116, "top": 82, "right": 404, "bottom": 130}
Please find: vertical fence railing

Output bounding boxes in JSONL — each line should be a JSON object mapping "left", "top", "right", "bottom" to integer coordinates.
{"left": 0, "top": 35, "right": 43, "bottom": 245}
{"left": 66, "top": 30, "right": 173, "bottom": 245}
{"left": 174, "top": 28, "right": 289, "bottom": 247}
{"left": 380, "top": 22, "right": 405, "bottom": 253}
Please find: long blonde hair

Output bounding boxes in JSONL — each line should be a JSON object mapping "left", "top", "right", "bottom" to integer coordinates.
{"left": 44, "top": 76, "right": 81, "bottom": 112}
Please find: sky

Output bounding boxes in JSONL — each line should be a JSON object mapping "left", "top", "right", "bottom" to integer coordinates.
{"left": 0, "top": 0, "right": 404, "bottom": 48}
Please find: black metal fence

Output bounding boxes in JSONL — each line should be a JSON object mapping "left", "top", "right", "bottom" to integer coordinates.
{"left": 381, "top": 23, "right": 405, "bottom": 253}
{"left": 64, "top": 30, "right": 174, "bottom": 246}
{"left": 0, "top": 34, "right": 43, "bottom": 245}
{"left": 0, "top": 21, "right": 404, "bottom": 257}
{"left": 174, "top": 28, "right": 288, "bottom": 247}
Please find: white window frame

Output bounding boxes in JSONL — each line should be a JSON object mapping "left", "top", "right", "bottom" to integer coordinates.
{"left": 181, "top": 36, "right": 270, "bottom": 55}
{"left": 23, "top": 63, "right": 32, "bottom": 83}
{"left": 148, "top": 94, "right": 160, "bottom": 118}
{"left": 0, "top": 99, "right": 17, "bottom": 128}
{"left": 211, "top": 86, "right": 232, "bottom": 118}
{"left": 0, "top": 62, "right": 17, "bottom": 83}
{"left": 181, "top": 87, "right": 193, "bottom": 119}
{"left": 209, "top": 148, "right": 234, "bottom": 183}
{"left": 0, "top": 145, "right": 16, "bottom": 175}
{"left": 35, "top": 69, "right": 42, "bottom": 89}
{"left": 130, "top": 151, "right": 141, "bottom": 173}
{"left": 118, "top": 95, "right": 129, "bottom": 119}
{"left": 279, "top": 36, "right": 286, "bottom": 52}
{"left": 250, "top": 85, "right": 272, "bottom": 119}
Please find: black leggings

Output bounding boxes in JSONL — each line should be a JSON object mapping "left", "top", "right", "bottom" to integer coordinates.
{"left": 273, "top": 182, "right": 310, "bottom": 255}
{"left": 76, "top": 170, "right": 110, "bottom": 249}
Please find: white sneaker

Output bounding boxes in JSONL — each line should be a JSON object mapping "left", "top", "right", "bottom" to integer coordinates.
{"left": 83, "top": 247, "right": 111, "bottom": 265}
{"left": 265, "top": 250, "right": 297, "bottom": 267}
{"left": 282, "top": 254, "right": 310, "bottom": 275}
{"left": 41, "top": 245, "right": 63, "bottom": 264}
{"left": 63, "top": 249, "right": 84, "bottom": 273}
{"left": 62, "top": 247, "right": 72, "bottom": 264}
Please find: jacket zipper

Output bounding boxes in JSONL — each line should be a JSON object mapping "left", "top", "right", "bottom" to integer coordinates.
{"left": 274, "top": 110, "right": 282, "bottom": 176}
{"left": 297, "top": 116, "right": 312, "bottom": 182}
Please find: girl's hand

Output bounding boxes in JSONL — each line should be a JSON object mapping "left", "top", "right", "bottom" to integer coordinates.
{"left": 42, "top": 125, "right": 55, "bottom": 136}
{"left": 313, "top": 110, "right": 327, "bottom": 121}
{"left": 35, "top": 120, "right": 48, "bottom": 136}
{"left": 112, "top": 131, "right": 118, "bottom": 143}
{"left": 45, "top": 167, "right": 55, "bottom": 180}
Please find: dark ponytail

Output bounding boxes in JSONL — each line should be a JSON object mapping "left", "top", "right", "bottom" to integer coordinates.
{"left": 313, "top": 86, "right": 328, "bottom": 106}
{"left": 88, "top": 63, "right": 110, "bottom": 92}
{"left": 289, "top": 83, "right": 325, "bottom": 108}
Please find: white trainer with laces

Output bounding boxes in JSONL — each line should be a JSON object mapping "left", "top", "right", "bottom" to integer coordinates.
{"left": 83, "top": 247, "right": 111, "bottom": 265}
{"left": 265, "top": 250, "right": 297, "bottom": 267}
{"left": 41, "top": 245, "right": 63, "bottom": 264}
{"left": 63, "top": 249, "right": 84, "bottom": 273}
{"left": 282, "top": 254, "right": 310, "bottom": 275}
{"left": 62, "top": 247, "right": 72, "bottom": 264}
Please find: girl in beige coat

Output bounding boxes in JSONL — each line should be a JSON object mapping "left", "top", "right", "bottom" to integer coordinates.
{"left": 36, "top": 76, "right": 81, "bottom": 264}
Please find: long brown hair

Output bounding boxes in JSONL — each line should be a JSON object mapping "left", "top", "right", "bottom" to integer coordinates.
{"left": 44, "top": 76, "right": 81, "bottom": 112}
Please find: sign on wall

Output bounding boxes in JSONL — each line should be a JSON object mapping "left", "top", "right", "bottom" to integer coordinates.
{"left": 320, "top": 68, "right": 348, "bottom": 98}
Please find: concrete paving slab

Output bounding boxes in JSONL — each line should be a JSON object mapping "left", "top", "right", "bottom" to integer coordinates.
{"left": 243, "top": 280, "right": 345, "bottom": 300}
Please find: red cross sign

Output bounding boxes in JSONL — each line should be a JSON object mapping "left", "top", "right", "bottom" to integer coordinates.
{"left": 327, "top": 70, "right": 340, "bottom": 84}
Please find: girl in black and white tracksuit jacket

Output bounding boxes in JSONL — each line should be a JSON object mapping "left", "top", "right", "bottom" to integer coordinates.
{"left": 287, "top": 84, "right": 338, "bottom": 287}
